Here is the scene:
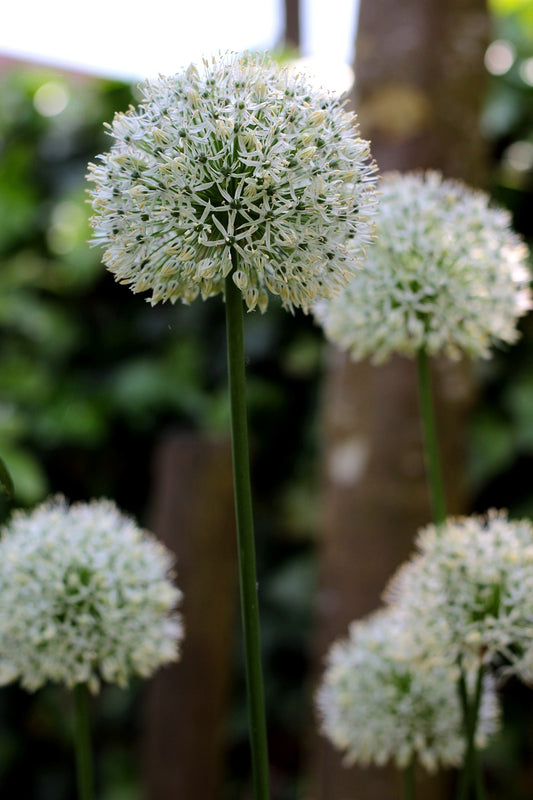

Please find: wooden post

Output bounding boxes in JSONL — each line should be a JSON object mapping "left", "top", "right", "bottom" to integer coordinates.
{"left": 309, "top": 0, "right": 490, "bottom": 797}
{"left": 142, "top": 431, "right": 237, "bottom": 800}
{"left": 284, "top": 0, "right": 301, "bottom": 49}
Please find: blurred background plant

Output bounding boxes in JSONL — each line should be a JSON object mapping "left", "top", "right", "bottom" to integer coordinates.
{"left": 471, "top": 0, "right": 533, "bottom": 519}
{"left": 0, "top": 0, "right": 532, "bottom": 796}
{"left": 461, "top": 4, "right": 533, "bottom": 797}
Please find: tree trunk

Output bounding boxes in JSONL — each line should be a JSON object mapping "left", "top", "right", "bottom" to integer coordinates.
{"left": 310, "top": 0, "right": 490, "bottom": 798}
{"left": 142, "top": 431, "right": 237, "bottom": 800}
{"left": 284, "top": 0, "right": 301, "bottom": 49}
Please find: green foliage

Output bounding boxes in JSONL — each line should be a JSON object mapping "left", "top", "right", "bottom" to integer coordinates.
{"left": 466, "top": 14, "right": 533, "bottom": 795}
{"left": 490, "top": 0, "right": 533, "bottom": 31}
{"left": 0, "top": 71, "right": 122, "bottom": 502}
{"left": 468, "top": 7, "right": 533, "bottom": 524}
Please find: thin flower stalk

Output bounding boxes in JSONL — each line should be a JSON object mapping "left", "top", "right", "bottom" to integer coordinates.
{"left": 225, "top": 261, "right": 270, "bottom": 800}
{"left": 458, "top": 664, "right": 487, "bottom": 800}
{"left": 415, "top": 348, "right": 446, "bottom": 526}
{"left": 415, "top": 348, "right": 487, "bottom": 795}
{"left": 73, "top": 683, "right": 94, "bottom": 800}
{"left": 402, "top": 761, "right": 416, "bottom": 800}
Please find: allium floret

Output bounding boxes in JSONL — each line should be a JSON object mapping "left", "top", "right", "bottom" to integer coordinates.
{"left": 386, "top": 510, "right": 533, "bottom": 674}
{"left": 316, "top": 170, "right": 531, "bottom": 361}
{"left": 87, "top": 52, "right": 377, "bottom": 313}
{"left": 317, "top": 607, "right": 499, "bottom": 772}
{"left": 0, "top": 497, "right": 182, "bottom": 693}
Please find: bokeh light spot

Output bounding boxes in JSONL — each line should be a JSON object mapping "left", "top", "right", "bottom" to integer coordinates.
{"left": 47, "top": 201, "right": 86, "bottom": 254}
{"left": 484, "top": 40, "right": 515, "bottom": 75}
{"left": 503, "top": 140, "right": 533, "bottom": 173}
{"left": 33, "top": 81, "right": 70, "bottom": 117}
{"left": 519, "top": 57, "right": 533, "bottom": 86}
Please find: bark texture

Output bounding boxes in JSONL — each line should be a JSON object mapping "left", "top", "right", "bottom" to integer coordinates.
{"left": 310, "top": 1, "right": 490, "bottom": 798}
{"left": 284, "top": 0, "right": 301, "bottom": 49}
{"left": 356, "top": 0, "right": 489, "bottom": 182}
{"left": 142, "top": 432, "right": 237, "bottom": 800}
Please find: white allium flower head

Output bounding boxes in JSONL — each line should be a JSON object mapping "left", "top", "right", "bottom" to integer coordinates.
{"left": 0, "top": 497, "right": 183, "bottom": 693}
{"left": 385, "top": 510, "right": 533, "bottom": 674}
{"left": 317, "top": 607, "right": 500, "bottom": 772}
{"left": 315, "top": 170, "right": 531, "bottom": 362}
{"left": 87, "top": 51, "right": 377, "bottom": 313}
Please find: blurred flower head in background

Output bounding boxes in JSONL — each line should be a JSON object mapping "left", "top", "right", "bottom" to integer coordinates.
{"left": 317, "top": 606, "right": 500, "bottom": 771}
{"left": 87, "top": 51, "right": 377, "bottom": 313}
{"left": 0, "top": 497, "right": 182, "bottom": 693}
{"left": 315, "top": 170, "right": 531, "bottom": 362}
{"left": 386, "top": 510, "right": 533, "bottom": 675}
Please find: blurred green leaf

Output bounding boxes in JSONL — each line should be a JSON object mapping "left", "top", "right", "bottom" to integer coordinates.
{"left": 504, "top": 371, "right": 533, "bottom": 448}
{"left": 0, "top": 445, "right": 48, "bottom": 504}
{"left": 0, "top": 292, "right": 78, "bottom": 355}
{"left": 108, "top": 338, "right": 210, "bottom": 426}
{"left": 482, "top": 85, "right": 525, "bottom": 138}
{"left": 0, "top": 455, "right": 14, "bottom": 498}
{"left": 281, "top": 333, "right": 323, "bottom": 378}
{"left": 468, "top": 409, "right": 516, "bottom": 488}
{"left": 36, "top": 393, "right": 107, "bottom": 447}
{"left": 266, "top": 555, "right": 316, "bottom": 614}
{"left": 490, "top": 0, "right": 533, "bottom": 29}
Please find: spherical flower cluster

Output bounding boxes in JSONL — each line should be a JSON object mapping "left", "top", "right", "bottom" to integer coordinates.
{"left": 317, "top": 607, "right": 499, "bottom": 771}
{"left": 315, "top": 171, "right": 531, "bottom": 362}
{"left": 87, "top": 51, "right": 377, "bottom": 313}
{"left": 385, "top": 510, "right": 533, "bottom": 673}
{"left": 0, "top": 497, "right": 183, "bottom": 693}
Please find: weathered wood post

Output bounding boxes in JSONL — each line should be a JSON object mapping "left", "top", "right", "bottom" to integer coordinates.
{"left": 142, "top": 431, "right": 237, "bottom": 800}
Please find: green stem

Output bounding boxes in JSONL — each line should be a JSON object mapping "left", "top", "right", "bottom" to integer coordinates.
{"left": 471, "top": 666, "right": 487, "bottom": 800}
{"left": 225, "top": 260, "right": 271, "bottom": 800}
{"left": 73, "top": 683, "right": 94, "bottom": 800}
{"left": 457, "top": 669, "right": 472, "bottom": 800}
{"left": 457, "top": 663, "right": 486, "bottom": 800}
{"left": 402, "top": 760, "right": 416, "bottom": 800}
{"left": 415, "top": 348, "right": 447, "bottom": 525}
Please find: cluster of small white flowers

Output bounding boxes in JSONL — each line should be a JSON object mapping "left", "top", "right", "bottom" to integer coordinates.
{"left": 315, "top": 171, "right": 531, "bottom": 362}
{"left": 317, "top": 607, "right": 500, "bottom": 772}
{"left": 385, "top": 511, "right": 533, "bottom": 673}
{"left": 87, "top": 51, "right": 377, "bottom": 313}
{"left": 0, "top": 497, "right": 183, "bottom": 693}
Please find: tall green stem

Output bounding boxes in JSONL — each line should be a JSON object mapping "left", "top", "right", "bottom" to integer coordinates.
{"left": 471, "top": 664, "right": 486, "bottom": 800}
{"left": 402, "top": 760, "right": 416, "bottom": 800}
{"left": 457, "top": 664, "right": 487, "bottom": 800}
{"left": 225, "top": 260, "right": 271, "bottom": 800}
{"left": 458, "top": 669, "right": 472, "bottom": 800}
{"left": 73, "top": 683, "right": 94, "bottom": 800}
{"left": 415, "top": 348, "right": 447, "bottom": 525}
